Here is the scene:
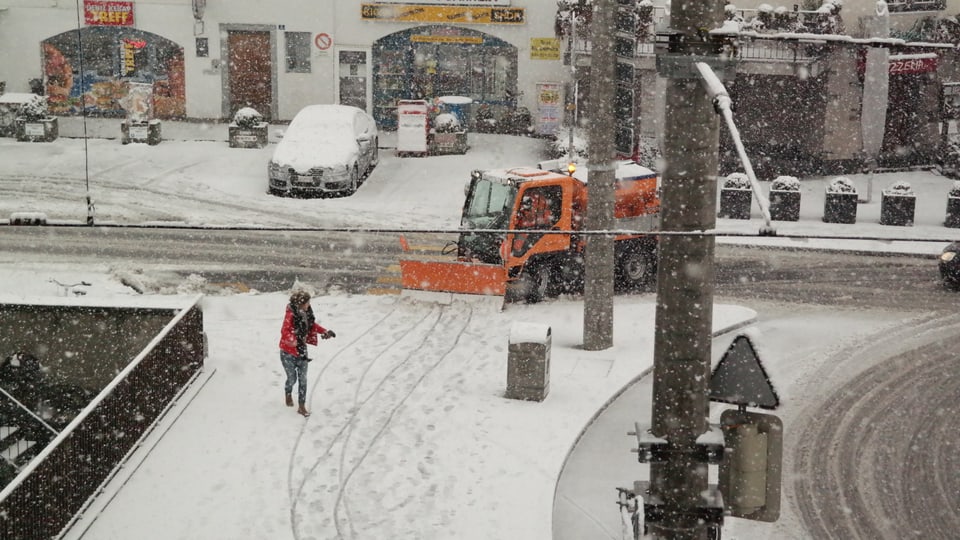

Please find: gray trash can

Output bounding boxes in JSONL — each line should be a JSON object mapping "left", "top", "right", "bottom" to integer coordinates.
{"left": 506, "top": 322, "right": 550, "bottom": 402}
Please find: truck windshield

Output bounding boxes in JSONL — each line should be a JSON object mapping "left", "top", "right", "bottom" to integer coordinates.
{"left": 462, "top": 178, "right": 516, "bottom": 228}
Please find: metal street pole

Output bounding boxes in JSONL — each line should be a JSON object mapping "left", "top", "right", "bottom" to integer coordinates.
{"left": 649, "top": 0, "right": 725, "bottom": 538}
{"left": 568, "top": 13, "right": 577, "bottom": 160}
{"left": 583, "top": 0, "right": 616, "bottom": 351}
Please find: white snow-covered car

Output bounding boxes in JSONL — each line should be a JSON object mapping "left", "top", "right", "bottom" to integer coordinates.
{"left": 268, "top": 104, "right": 379, "bottom": 197}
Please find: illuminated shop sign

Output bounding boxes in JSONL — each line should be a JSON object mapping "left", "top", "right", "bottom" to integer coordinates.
{"left": 84, "top": 0, "right": 135, "bottom": 26}
{"left": 361, "top": 4, "right": 524, "bottom": 24}
{"left": 371, "top": 0, "right": 510, "bottom": 5}
{"left": 411, "top": 35, "right": 484, "bottom": 44}
{"left": 857, "top": 50, "right": 938, "bottom": 75}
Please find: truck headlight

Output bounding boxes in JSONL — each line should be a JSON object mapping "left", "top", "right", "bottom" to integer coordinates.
{"left": 941, "top": 251, "right": 956, "bottom": 262}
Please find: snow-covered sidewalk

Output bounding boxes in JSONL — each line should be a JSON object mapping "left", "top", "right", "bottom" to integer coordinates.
{"left": 0, "top": 267, "right": 751, "bottom": 540}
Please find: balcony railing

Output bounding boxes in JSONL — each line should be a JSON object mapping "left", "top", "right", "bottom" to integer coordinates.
{"left": 0, "top": 298, "right": 204, "bottom": 540}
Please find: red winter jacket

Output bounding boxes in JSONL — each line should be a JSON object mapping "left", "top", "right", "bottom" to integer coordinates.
{"left": 279, "top": 304, "right": 328, "bottom": 357}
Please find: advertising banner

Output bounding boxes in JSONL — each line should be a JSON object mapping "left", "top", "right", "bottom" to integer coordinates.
{"left": 536, "top": 82, "right": 562, "bottom": 137}
{"left": 531, "top": 38, "right": 561, "bottom": 60}
{"left": 84, "top": 0, "right": 135, "bottom": 26}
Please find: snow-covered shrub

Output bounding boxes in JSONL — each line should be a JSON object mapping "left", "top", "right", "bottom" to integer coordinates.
{"left": 950, "top": 181, "right": 960, "bottom": 198}
{"left": 546, "top": 126, "right": 589, "bottom": 160}
{"left": 826, "top": 176, "right": 856, "bottom": 193}
{"left": 723, "top": 172, "right": 751, "bottom": 190}
{"left": 885, "top": 180, "right": 914, "bottom": 195}
{"left": 18, "top": 95, "right": 50, "bottom": 121}
{"left": 231, "top": 107, "right": 265, "bottom": 129}
{"left": 475, "top": 104, "right": 497, "bottom": 133}
{"left": 432, "top": 113, "right": 462, "bottom": 133}
{"left": 635, "top": 137, "right": 662, "bottom": 171}
{"left": 771, "top": 175, "right": 800, "bottom": 191}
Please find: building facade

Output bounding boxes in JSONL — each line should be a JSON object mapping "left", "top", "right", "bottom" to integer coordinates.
{"left": 0, "top": 0, "right": 569, "bottom": 131}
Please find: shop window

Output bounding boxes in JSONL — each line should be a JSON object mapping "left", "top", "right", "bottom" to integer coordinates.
{"left": 285, "top": 31, "right": 311, "bottom": 73}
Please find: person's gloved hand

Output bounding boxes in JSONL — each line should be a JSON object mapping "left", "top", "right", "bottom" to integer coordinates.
{"left": 323, "top": 330, "right": 336, "bottom": 339}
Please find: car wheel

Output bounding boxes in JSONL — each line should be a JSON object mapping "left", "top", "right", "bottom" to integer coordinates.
{"left": 345, "top": 165, "right": 359, "bottom": 196}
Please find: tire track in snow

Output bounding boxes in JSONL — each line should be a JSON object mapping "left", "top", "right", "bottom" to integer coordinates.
{"left": 789, "top": 312, "right": 960, "bottom": 539}
{"left": 330, "top": 301, "right": 476, "bottom": 540}
{"left": 284, "top": 298, "right": 441, "bottom": 539}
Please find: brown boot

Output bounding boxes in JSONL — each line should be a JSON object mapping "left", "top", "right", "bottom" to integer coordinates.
{"left": 285, "top": 393, "right": 293, "bottom": 407}
{"left": 297, "top": 404, "right": 310, "bottom": 417}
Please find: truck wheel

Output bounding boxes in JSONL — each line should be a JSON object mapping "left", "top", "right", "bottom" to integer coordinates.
{"left": 516, "top": 264, "right": 552, "bottom": 303}
{"left": 618, "top": 250, "right": 656, "bottom": 289}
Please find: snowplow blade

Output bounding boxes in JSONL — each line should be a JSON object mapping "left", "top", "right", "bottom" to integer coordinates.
{"left": 400, "top": 259, "right": 507, "bottom": 296}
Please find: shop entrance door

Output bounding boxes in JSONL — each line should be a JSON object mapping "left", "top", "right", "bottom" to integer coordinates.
{"left": 336, "top": 48, "right": 370, "bottom": 112}
{"left": 228, "top": 30, "right": 272, "bottom": 120}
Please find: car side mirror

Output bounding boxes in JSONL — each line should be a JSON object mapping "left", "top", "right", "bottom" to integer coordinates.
{"left": 357, "top": 134, "right": 371, "bottom": 144}
{"left": 274, "top": 129, "right": 285, "bottom": 139}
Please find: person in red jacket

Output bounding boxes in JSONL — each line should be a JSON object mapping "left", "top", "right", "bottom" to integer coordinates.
{"left": 279, "top": 290, "right": 335, "bottom": 417}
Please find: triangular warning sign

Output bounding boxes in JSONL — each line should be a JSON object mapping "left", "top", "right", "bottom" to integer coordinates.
{"left": 710, "top": 334, "right": 779, "bottom": 410}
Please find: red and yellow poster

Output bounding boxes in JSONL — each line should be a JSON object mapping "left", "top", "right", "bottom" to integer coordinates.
{"left": 84, "top": 0, "right": 135, "bottom": 27}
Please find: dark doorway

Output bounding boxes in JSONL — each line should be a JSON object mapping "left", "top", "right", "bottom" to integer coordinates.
{"left": 228, "top": 30, "right": 272, "bottom": 120}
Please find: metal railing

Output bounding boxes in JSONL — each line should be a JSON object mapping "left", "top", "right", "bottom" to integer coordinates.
{"left": 0, "top": 299, "right": 204, "bottom": 540}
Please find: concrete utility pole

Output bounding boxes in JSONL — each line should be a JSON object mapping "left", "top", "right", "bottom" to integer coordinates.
{"left": 649, "top": 0, "right": 725, "bottom": 538}
{"left": 583, "top": 0, "right": 616, "bottom": 351}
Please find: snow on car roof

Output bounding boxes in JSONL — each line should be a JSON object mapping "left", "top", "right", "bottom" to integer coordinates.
{"left": 272, "top": 104, "right": 368, "bottom": 170}
{"left": 290, "top": 104, "right": 362, "bottom": 129}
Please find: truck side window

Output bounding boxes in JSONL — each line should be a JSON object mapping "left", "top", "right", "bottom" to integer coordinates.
{"left": 517, "top": 186, "right": 561, "bottom": 229}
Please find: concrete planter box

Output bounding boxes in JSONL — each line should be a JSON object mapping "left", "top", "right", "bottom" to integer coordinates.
{"left": 15, "top": 116, "right": 58, "bottom": 142}
{"left": 228, "top": 123, "right": 268, "bottom": 149}
{"left": 880, "top": 192, "right": 916, "bottom": 226}
{"left": 823, "top": 192, "right": 858, "bottom": 224}
{"left": 769, "top": 189, "right": 800, "bottom": 222}
{"left": 945, "top": 196, "right": 960, "bottom": 228}
{"left": 718, "top": 188, "right": 752, "bottom": 219}
{"left": 429, "top": 131, "right": 468, "bottom": 155}
{"left": 122, "top": 120, "right": 162, "bottom": 145}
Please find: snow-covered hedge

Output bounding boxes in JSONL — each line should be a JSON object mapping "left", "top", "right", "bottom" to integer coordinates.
{"left": 546, "top": 127, "right": 589, "bottom": 160}
{"left": 884, "top": 180, "right": 914, "bottom": 195}
{"left": 18, "top": 95, "right": 49, "bottom": 121}
{"left": 771, "top": 175, "right": 800, "bottom": 191}
{"left": 231, "top": 107, "right": 265, "bottom": 129}
{"left": 826, "top": 176, "right": 856, "bottom": 194}
{"left": 723, "top": 172, "right": 751, "bottom": 190}
{"left": 950, "top": 181, "right": 960, "bottom": 198}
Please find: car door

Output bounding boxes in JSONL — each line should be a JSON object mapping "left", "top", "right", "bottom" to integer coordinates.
{"left": 354, "top": 111, "right": 374, "bottom": 172}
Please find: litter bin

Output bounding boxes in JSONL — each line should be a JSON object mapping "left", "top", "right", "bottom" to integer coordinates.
{"left": 505, "top": 322, "right": 550, "bottom": 402}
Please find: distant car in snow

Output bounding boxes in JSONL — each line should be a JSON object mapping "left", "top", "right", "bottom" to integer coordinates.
{"left": 939, "top": 241, "right": 960, "bottom": 288}
{"left": 268, "top": 104, "right": 379, "bottom": 197}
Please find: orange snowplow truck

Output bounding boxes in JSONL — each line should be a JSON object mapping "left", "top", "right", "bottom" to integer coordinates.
{"left": 400, "top": 162, "right": 660, "bottom": 303}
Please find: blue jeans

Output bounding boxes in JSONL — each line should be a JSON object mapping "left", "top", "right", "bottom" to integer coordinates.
{"left": 280, "top": 351, "right": 308, "bottom": 405}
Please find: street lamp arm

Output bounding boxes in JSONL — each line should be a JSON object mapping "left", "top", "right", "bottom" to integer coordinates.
{"left": 695, "top": 62, "right": 774, "bottom": 232}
